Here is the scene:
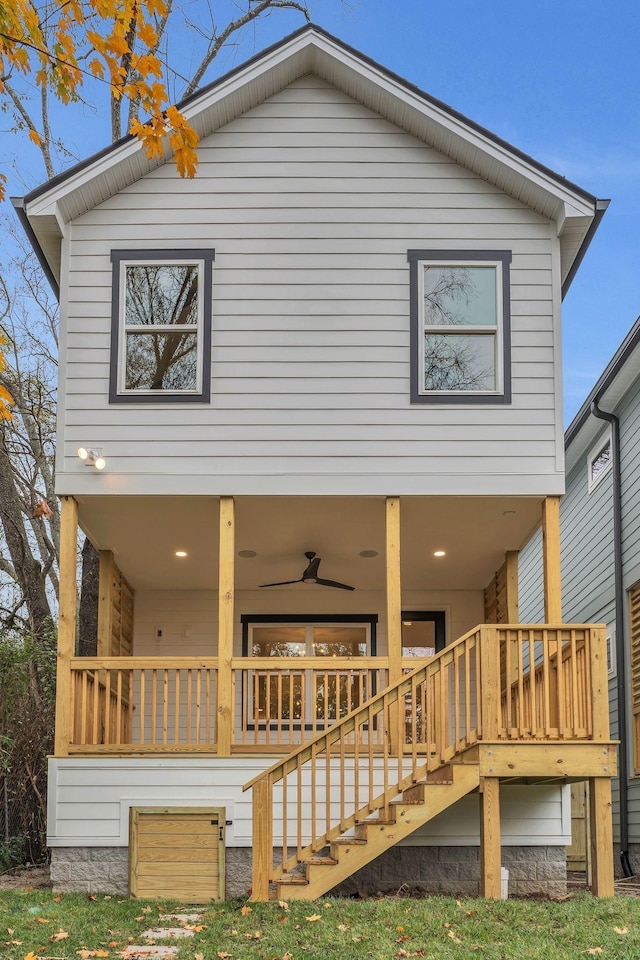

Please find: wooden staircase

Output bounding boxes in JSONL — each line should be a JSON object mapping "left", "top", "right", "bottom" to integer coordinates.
{"left": 277, "top": 762, "right": 480, "bottom": 900}
{"left": 243, "top": 624, "right": 613, "bottom": 901}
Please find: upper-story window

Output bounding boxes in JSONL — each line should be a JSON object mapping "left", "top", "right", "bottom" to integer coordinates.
{"left": 587, "top": 431, "right": 613, "bottom": 492}
{"left": 109, "top": 249, "right": 214, "bottom": 403}
{"left": 407, "top": 250, "right": 512, "bottom": 404}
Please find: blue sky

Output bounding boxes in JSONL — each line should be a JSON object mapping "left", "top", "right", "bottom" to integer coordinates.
{"left": 4, "top": 0, "right": 639, "bottom": 424}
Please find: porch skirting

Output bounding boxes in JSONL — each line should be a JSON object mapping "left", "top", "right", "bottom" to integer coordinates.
{"left": 50, "top": 844, "right": 567, "bottom": 899}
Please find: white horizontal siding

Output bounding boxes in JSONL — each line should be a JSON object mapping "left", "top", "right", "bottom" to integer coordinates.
{"left": 48, "top": 758, "right": 569, "bottom": 847}
{"left": 58, "top": 75, "right": 561, "bottom": 496}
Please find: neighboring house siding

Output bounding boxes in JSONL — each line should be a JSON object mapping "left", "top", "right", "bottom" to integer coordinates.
{"left": 57, "top": 75, "right": 562, "bottom": 497}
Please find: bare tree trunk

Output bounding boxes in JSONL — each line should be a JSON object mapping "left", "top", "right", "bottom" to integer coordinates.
{"left": 78, "top": 537, "right": 99, "bottom": 656}
{"left": 0, "top": 427, "right": 53, "bottom": 637}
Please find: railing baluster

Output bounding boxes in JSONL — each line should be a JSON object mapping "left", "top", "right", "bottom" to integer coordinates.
{"left": 569, "top": 629, "right": 578, "bottom": 737}
{"left": 175, "top": 669, "right": 181, "bottom": 745}
{"left": 139, "top": 670, "right": 145, "bottom": 746}
{"left": 186, "top": 668, "right": 192, "bottom": 745}
{"left": 151, "top": 670, "right": 157, "bottom": 745}
{"left": 104, "top": 670, "right": 111, "bottom": 745}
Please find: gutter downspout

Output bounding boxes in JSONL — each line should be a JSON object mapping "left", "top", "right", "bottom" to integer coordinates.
{"left": 591, "top": 398, "right": 633, "bottom": 877}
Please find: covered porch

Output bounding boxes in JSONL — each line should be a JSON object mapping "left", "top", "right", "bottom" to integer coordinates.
{"left": 53, "top": 493, "right": 616, "bottom": 898}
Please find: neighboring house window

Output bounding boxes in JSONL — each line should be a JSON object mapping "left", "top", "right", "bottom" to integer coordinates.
{"left": 110, "top": 249, "right": 214, "bottom": 403}
{"left": 407, "top": 249, "right": 512, "bottom": 404}
{"left": 631, "top": 583, "right": 640, "bottom": 773}
{"left": 587, "top": 432, "right": 613, "bottom": 492}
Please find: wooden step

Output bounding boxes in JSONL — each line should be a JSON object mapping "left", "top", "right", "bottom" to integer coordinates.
{"left": 331, "top": 836, "right": 367, "bottom": 845}
{"left": 354, "top": 818, "right": 395, "bottom": 839}
{"left": 277, "top": 873, "right": 308, "bottom": 886}
{"left": 307, "top": 855, "right": 337, "bottom": 866}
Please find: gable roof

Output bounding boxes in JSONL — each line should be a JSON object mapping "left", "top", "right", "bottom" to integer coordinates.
{"left": 17, "top": 23, "right": 606, "bottom": 291}
{"left": 565, "top": 315, "right": 640, "bottom": 470}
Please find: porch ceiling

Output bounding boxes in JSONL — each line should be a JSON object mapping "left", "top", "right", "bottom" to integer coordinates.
{"left": 76, "top": 495, "right": 543, "bottom": 593}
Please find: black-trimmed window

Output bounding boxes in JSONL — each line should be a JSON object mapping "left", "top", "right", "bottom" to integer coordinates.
{"left": 109, "top": 249, "right": 214, "bottom": 402}
{"left": 408, "top": 250, "right": 512, "bottom": 404}
{"left": 241, "top": 615, "right": 377, "bottom": 728}
{"left": 587, "top": 431, "right": 613, "bottom": 492}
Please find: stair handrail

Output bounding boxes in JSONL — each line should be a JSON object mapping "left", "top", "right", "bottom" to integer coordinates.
{"left": 243, "top": 622, "right": 484, "bottom": 795}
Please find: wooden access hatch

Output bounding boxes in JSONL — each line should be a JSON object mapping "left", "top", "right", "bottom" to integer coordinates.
{"left": 129, "top": 807, "right": 225, "bottom": 901}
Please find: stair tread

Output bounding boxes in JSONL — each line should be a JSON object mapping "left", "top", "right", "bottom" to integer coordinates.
{"left": 307, "top": 856, "right": 338, "bottom": 865}
{"left": 356, "top": 818, "right": 395, "bottom": 826}
{"left": 277, "top": 874, "right": 308, "bottom": 885}
{"left": 331, "top": 837, "right": 367, "bottom": 845}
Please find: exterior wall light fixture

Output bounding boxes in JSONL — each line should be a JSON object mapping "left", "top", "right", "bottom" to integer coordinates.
{"left": 77, "top": 447, "right": 107, "bottom": 470}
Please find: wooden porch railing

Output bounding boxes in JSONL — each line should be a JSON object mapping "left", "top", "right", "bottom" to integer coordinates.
{"left": 65, "top": 625, "right": 602, "bottom": 758}
{"left": 69, "top": 658, "right": 219, "bottom": 753}
{"left": 232, "top": 657, "right": 389, "bottom": 749}
{"left": 243, "top": 625, "right": 604, "bottom": 899}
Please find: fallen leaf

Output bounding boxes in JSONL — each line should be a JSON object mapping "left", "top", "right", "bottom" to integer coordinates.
{"left": 88, "top": 894, "right": 98, "bottom": 901}
{"left": 283, "top": 953, "right": 293, "bottom": 960}
{"left": 23, "top": 953, "right": 39, "bottom": 960}
{"left": 51, "top": 929, "right": 69, "bottom": 941}
{"left": 614, "top": 927, "right": 629, "bottom": 935}
{"left": 104, "top": 895, "right": 111, "bottom": 900}
{"left": 183, "top": 924, "right": 206, "bottom": 932}
{"left": 305, "top": 914, "right": 321, "bottom": 922}
{"left": 277, "top": 901, "right": 289, "bottom": 911}
{"left": 217, "top": 952, "right": 233, "bottom": 958}
{"left": 586, "top": 951, "right": 603, "bottom": 956}
{"left": 8, "top": 940, "right": 23, "bottom": 946}
{"left": 337, "top": 924, "right": 349, "bottom": 932}
{"left": 447, "top": 930, "right": 462, "bottom": 944}
{"left": 323, "top": 902, "right": 332, "bottom": 908}
{"left": 53, "top": 895, "right": 62, "bottom": 903}
{"left": 5, "top": 928, "right": 14, "bottom": 935}
{"left": 142, "top": 907, "right": 152, "bottom": 914}
{"left": 396, "top": 935, "right": 411, "bottom": 943}
{"left": 195, "top": 953, "right": 204, "bottom": 960}
{"left": 241, "top": 905, "right": 252, "bottom": 916}
{"left": 108, "top": 944, "right": 119, "bottom": 949}
{"left": 135, "top": 916, "right": 145, "bottom": 922}
{"left": 36, "top": 917, "right": 51, "bottom": 924}
{"left": 397, "top": 926, "right": 405, "bottom": 933}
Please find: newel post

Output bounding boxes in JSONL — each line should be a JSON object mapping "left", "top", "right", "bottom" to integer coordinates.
{"left": 479, "top": 626, "right": 500, "bottom": 741}
{"left": 55, "top": 496, "right": 78, "bottom": 756}
{"left": 217, "top": 496, "right": 235, "bottom": 757}
{"left": 251, "top": 776, "right": 273, "bottom": 902}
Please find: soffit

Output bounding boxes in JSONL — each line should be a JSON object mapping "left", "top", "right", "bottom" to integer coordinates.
{"left": 77, "top": 494, "right": 542, "bottom": 593}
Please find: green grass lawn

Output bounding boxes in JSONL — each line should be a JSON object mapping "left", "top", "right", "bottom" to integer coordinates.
{"left": 2, "top": 889, "right": 640, "bottom": 960}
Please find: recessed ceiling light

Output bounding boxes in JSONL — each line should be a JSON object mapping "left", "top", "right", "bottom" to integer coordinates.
{"left": 238, "top": 549, "right": 257, "bottom": 558}
{"left": 359, "top": 549, "right": 378, "bottom": 558}
{"left": 175, "top": 550, "right": 188, "bottom": 558}
{"left": 433, "top": 550, "right": 446, "bottom": 557}
{"left": 503, "top": 510, "right": 516, "bottom": 517}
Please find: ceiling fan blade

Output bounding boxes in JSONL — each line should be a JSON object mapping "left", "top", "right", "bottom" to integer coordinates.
{"left": 314, "top": 577, "right": 355, "bottom": 592}
{"left": 258, "top": 578, "right": 303, "bottom": 588}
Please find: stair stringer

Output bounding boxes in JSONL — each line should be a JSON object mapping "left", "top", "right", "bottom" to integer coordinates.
{"left": 277, "top": 762, "right": 480, "bottom": 901}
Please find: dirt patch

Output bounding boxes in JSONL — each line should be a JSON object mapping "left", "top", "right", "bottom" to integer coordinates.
{"left": 0, "top": 864, "right": 51, "bottom": 891}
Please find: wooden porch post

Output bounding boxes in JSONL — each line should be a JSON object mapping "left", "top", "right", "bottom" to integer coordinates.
{"left": 480, "top": 777, "right": 502, "bottom": 898}
{"left": 217, "top": 496, "right": 235, "bottom": 757}
{"left": 97, "top": 550, "right": 115, "bottom": 657}
{"left": 588, "top": 624, "right": 614, "bottom": 896}
{"left": 504, "top": 550, "right": 519, "bottom": 623}
{"left": 55, "top": 496, "right": 78, "bottom": 757}
{"left": 589, "top": 778, "right": 615, "bottom": 897}
{"left": 542, "top": 496, "right": 562, "bottom": 622}
{"left": 386, "top": 497, "right": 402, "bottom": 754}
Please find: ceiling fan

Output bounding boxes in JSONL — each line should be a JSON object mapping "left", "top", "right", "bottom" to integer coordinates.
{"left": 259, "top": 551, "right": 355, "bottom": 591}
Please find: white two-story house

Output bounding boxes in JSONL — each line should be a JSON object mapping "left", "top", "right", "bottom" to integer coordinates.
{"left": 17, "top": 25, "right": 615, "bottom": 902}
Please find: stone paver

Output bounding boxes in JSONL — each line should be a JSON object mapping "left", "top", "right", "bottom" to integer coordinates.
{"left": 141, "top": 927, "right": 195, "bottom": 940}
{"left": 118, "top": 947, "right": 179, "bottom": 958}
{"left": 158, "top": 913, "right": 204, "bottom": 922}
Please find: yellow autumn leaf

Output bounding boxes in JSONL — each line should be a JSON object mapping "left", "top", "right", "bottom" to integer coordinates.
{"left": 586, "top": 950, "right": 603, "bottom": 956}
{"left": 24, "top": 952, "right": 39, "bottom": 960}
{"left": 305, "top": 914, "right": 322, "bottom": 922}
{"left": 51, "top": 928, "right": 70, "bottom": 940}
{"left": 240, "top": 905, "right": 252, "bottom": 916}
{"left": 277, "top": 900, "right": 289, "bottom": 910}
{"left": 614, "top": 927, "right": 629, "bottom": 934}
{"left": 217, "top": 953, "right": 232, "bottom": 959}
